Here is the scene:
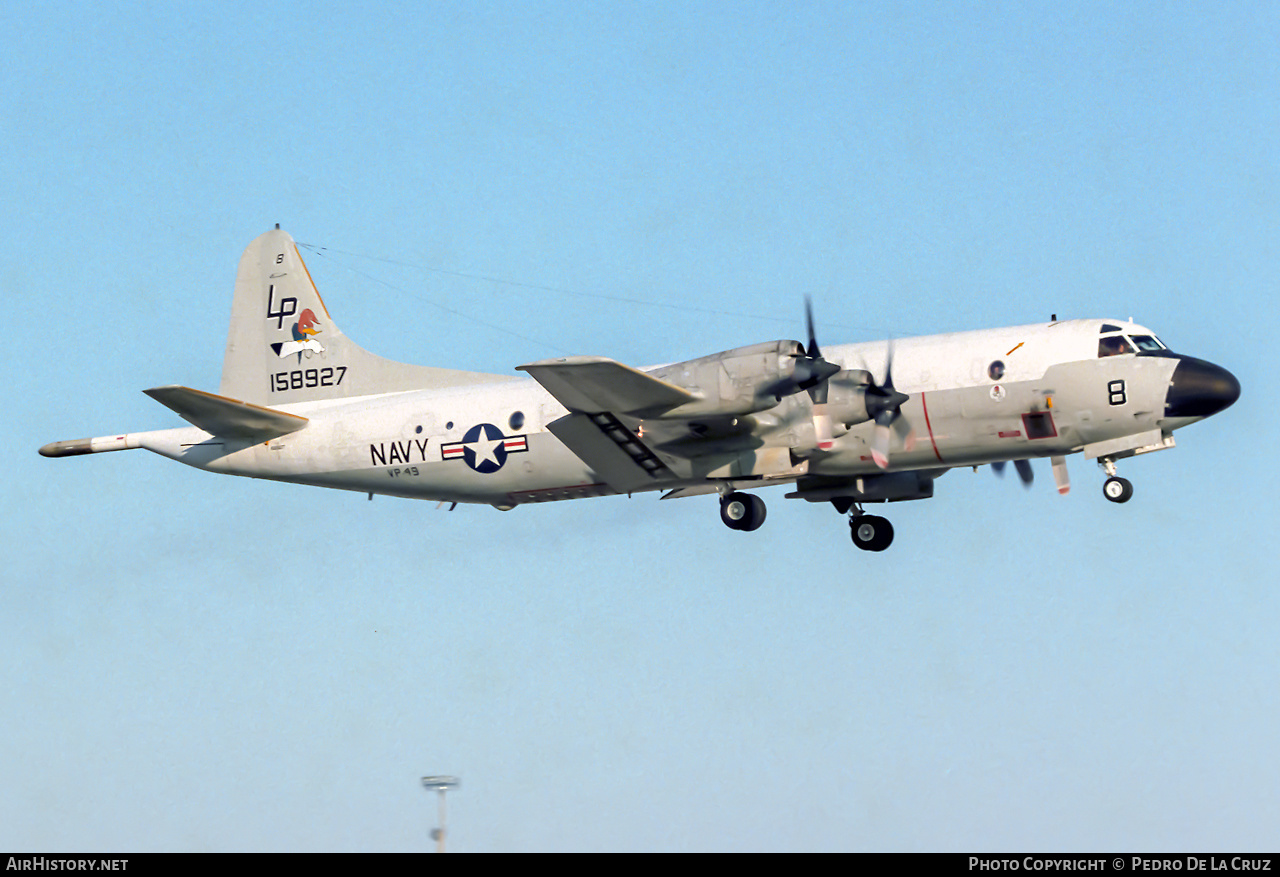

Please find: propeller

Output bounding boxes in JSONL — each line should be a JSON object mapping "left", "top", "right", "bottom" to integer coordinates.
{"left": 992, "top": 458, "right": 1035, "bottom": 487}
{"left": 863, "top": 340, "right": 910, "bottom": 469}
{"left": 991, "top": 457, "right": 1070, "bottom": 494}
{"left": 794, "top": 298, "right": 842, "bottom": 450}
{"left": 791, "top": 301, "right": 909, "bottom": 461}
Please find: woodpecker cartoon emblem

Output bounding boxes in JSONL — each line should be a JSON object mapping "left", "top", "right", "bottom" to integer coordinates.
{"left": 270, "top": 308, "right": 324, "bottom": 363}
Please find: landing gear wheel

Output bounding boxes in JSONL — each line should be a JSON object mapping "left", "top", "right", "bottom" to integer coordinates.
{"left": 1103, "top": 476, "right": 1133, "bottom": 504}
{"left": 720, "top": 492, "right": 766, "bottom": 531}
{"left": 850, "top": 515, "right": 894, "bottom": 551}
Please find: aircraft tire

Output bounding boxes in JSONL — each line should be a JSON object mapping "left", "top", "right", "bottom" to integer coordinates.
{"left": 850, "top": 515, "right": 894, "bottom": 551}
{"left": 720, "top": 492, "right": 766, "bottom": 532}
{"left": 740, "top": 494, "right": 766, "bottom": 531}
{"left": 1103, "top": 476, "right": 1133, "bottom": 503}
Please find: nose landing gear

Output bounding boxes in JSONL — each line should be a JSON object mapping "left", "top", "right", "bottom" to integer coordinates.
{"left": 1098, "top": 457, "right": 1133, "bottom": 503}
{"left": 1103, "top": 476, "right": 1133, "bottom": 503}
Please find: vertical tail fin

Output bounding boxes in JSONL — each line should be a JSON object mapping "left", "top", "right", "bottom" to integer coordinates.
{"left": 219, "top": 227, "right": 509, "bottom": 405}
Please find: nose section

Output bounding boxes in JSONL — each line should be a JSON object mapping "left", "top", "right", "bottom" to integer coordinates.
{"left": 1165, "top": 356, "right": 1241, "bottom": 419}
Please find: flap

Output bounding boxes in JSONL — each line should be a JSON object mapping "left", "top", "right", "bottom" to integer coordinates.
{"left": 517, "top": 356, "right": 697, "bottom": 416}
{"left": 144, "top": 385, "right": 309, "bottom": 439}
{"left": 546, "top": 412, "right": 672, "bottom": 493}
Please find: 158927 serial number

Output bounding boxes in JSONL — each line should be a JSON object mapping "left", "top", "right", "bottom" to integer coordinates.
{"left": 270, "top": 366, "right": 347, "bottom": 393}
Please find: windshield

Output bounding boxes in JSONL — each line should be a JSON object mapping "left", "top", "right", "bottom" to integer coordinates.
{"left": 1098, "top": 334, "right": 1134, "bottom": 357}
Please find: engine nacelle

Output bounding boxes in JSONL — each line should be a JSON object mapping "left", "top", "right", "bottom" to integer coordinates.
{"left": 822, "top": 370, "right": 875, "bottom": 428}
{"left": 647, "top": 340, "right": 810, "bottom": 417}
{"left": 644, "top": 344, "right": 881, "bottom": 424}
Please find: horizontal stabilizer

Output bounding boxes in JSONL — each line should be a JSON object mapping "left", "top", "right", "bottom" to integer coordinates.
{"left": 518, "top": 356, "right": 697, "bottom": 416}
{"left": 143, "top": 385, "right": 308, "bottom": 439}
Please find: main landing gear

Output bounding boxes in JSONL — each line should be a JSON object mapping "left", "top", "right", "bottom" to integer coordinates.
{"left": 847, "top": 503, "right": 894, "bottom": 552}
{"left": 1098, "top": 457, "right": 1134, "bottom": 504}
{"left": 718, "top": 491, "right": 896, "bottom": 551}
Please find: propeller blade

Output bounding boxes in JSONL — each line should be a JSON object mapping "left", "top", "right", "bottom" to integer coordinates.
{"left": 1014, "top": 458, "right": 1034, "bottom": 487}
{"left": 805, "top": 296, "right": 820, "bottom": 358}
{"left": 1051, "top": 455, "right": 1070, "bottom": 495}
{"left": 813, "top": 403, "right": 834, "bottom": 450}
{"left": 992, "top": 461, "right": 1007, "bottom": 477}
{"left": 882, "top": 338, "right": 896, "bottom": 391}
{"left": 871, "top": 420, "right": 892, "bottom": 469}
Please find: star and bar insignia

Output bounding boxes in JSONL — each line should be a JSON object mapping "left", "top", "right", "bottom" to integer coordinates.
{"left": 440, "top": 423, "right": 528, "bottom": 473}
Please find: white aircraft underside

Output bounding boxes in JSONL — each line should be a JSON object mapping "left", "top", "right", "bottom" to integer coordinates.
{"left": 41, "top": 227, "right": 1240, "bottom": 551}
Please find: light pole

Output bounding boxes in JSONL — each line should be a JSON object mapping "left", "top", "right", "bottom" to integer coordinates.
{"left": 421, "top": 775, "right": 459, "bottom": 852}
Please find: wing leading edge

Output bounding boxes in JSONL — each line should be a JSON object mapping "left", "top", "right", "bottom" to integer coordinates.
{"left": 517, "top": 356, "right": 697, "bottom": 417}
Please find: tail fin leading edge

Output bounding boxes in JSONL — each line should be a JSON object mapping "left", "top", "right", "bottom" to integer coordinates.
{"left": 219, "top": 228, "right": 508, "bottom": 405}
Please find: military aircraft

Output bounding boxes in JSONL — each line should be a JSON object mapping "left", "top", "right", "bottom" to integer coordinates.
{"left": 40, "top": 227, "right": 1240, "bottom": 551}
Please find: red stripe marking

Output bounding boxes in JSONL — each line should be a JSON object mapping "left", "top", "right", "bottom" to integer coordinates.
{"left": 920, "top": 391, "right": 944, "bottom": 462}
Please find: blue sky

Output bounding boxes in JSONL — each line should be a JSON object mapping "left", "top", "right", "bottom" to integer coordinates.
{"left": 4, "top": 1, "right": 1277, "bottom": 851}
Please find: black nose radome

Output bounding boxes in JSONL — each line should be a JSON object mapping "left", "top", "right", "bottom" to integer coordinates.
{"left": 1165, "top": 356, "right": 1241, "bottom": 419}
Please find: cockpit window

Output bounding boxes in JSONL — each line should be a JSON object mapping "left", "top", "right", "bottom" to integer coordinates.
{"left": 1098, "top": 334, "right": 1134, "bottom": 357}
{"left": 1129, "top": 334, "right": 1164, "bottom": 352}
{"left": 1100, "top": 323, "right": 1123, "bottom": 333}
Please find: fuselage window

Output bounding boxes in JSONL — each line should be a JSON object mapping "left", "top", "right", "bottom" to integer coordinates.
{"left": 509, "top": 411, "right": 525, "bottom": 431}
{"left": 988, "top": 360, "right": 1005, "bottom": 380}
{"left": 1098, "top": 335, "right": 1134, "bottom": 357}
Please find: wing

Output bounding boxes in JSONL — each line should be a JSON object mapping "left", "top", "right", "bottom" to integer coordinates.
{"left": 515, "top": 358, "right": 678, "bottom": 491}
{"left": 517, "top": 356, "right": 697, "bottom": 417}
{"left": 519, "top": 356, "right": 805, "bottom": 493}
